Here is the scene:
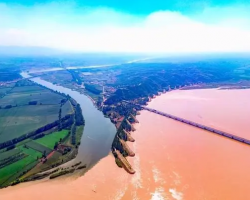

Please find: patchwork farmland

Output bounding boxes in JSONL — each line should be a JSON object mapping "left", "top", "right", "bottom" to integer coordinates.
{"left": 0, "top": 79, "right": 85, "bottom": 187}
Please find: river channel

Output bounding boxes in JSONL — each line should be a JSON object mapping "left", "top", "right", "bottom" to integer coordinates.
{"left": 21, "top": 72, "right": 117, "bottom": 171}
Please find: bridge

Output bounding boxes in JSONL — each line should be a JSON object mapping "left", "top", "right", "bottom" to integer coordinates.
{"left": 141, "top": 106, "right": 250, "bottom": 146}
{"left": 121, "top": 100, "right": 250, "bottom": 146}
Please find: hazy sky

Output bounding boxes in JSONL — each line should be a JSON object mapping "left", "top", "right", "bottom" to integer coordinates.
{"left": 1, "top": 0, "right": 250, "bottom": 53}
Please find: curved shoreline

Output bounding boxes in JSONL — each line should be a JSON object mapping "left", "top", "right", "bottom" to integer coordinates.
{"left": 19, "top": 73, "right": 116, "bottom": 179}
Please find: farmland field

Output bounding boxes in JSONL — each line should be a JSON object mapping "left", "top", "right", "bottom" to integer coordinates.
{"left": 0, "top": 143, "right": 43, "bottom": 186}
{"left": 41, "top": 71, "right": 73, "bottom": 85}
{"left": 0, "top": 79, "right": 83, "bottom": 187}
{"left": 35, "top": 130, "right": 69, "bottom": 149}
{"left": 18, "top": 145, "right": 42, "bottom": 159}
{"left": 0, "top": 105, "right": 60, "bottom": 143}
{"left": 10, "top": 85, "right": 45, "bottom": 93}
{"left": 5, "top": 160, "right": 39, "bottom": 186}
{"left": 0, "top": 149, "right": 21, "bottom": 162}
{"left": 0, "top": 85, "right": 65, "bottom": 106}
{"left": 26, "top": 141, "right": 52, "bottom": 155}
{"left": 0, "top": 156, "right": 35, "bottom": 185}
{"left": 75, "top": 126, "right": 84, "bottom": 145}
{"left": 61, "top": 100, "right": 73, "bottom": 117}
{"left": 0, "top": 83, "right": 75, "bottom": 144}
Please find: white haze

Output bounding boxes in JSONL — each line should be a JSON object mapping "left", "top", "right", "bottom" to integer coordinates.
{"left": 0, "top": 2, "right": 250, "bottom": 53}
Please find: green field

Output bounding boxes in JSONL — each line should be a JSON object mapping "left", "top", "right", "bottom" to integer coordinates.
{"left": 0, "top": 84, "right": 73, "bottom": 144}
{"left": 0, "top": 105, "right": 60, "bottom": 143}
{"left": 36, "top": 130, "right": 69, "bottom": 149}
{"left": 75, "top": 126, "right": 84, "bottom": 145}
{"left": 0, "top": 156, "right": 35, "bottom": 185}
{"left": 0, "top": 81, "right": 82, "bottom": 187}
{"left": 26, "top": 141, "right": 52, "bottom": 155}
{"left": 15, "top": 139, "right": 32, "bottom": 147}
{"left": 0, "top": 144, "right": 43, "bottom": 186}
{"left": 5, "top": 160, "right": 39, "bottom": 186}
{"left": 41, "top": 71, "right": 73, "bottom": 86}
{"left": 11, "top": 86, "right": 46, "bottom": 93}
{"left": 0, "top": 85, "right": 65, "bottom": 106}
{"left": 0, "top": 149, "right": 21, "bottom": 162}
{"left": 61, "top": 100, "right": 73, "bottom": 117}
{"left": 18, "top": 146, "right": 42, "bottom": 159}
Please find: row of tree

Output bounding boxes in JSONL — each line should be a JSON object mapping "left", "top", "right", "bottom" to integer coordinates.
{"left": 0, "top": 153, "right": 26, "bottom": 169}
{"left": 71, "top": 103, "right": 85, "bottom": 145}
{"left": 0, "top": 114, "right": 73, "bottom": 150}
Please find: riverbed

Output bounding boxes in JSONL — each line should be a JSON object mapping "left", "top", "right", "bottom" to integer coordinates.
{"left": 1, "top": 86, "right": 250, "bottom": 200}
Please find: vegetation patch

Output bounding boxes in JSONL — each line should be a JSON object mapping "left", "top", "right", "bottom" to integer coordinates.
{"left": 0, "top": 79, "right": 85, "bottom": 188}
{"left": 0, "top": 85, "right": 64, "bottom": 106}
{"left": 0, "top": 153, "right": 27, "bottom": 169}
{"left": 0, "top": 156, "right": 35, "bottom": 186}
{"left": 50, "top": 168, "right": 75, "bottom": 179}
{"left": 0, "top": 105, "right": 60, "bottom": 143}
{"left": 75, "top": 126, "right": 84, "bottom": 146}
{"left": 115, "top": 158, "right": 123, "bottom": 168}
{"left": 76, "top": 165, "right": 86, "bottom": 170}
{"left": 18, "top": 145, "right": 42, "bottom": 160}
{"left": 0, "top": 149, "right": 21, "bottom": 162}
{"left": 84, "top": 83, "right": 102, "bottom": 95}
{"left": 61, "top": 100, "right": 73, "bottom": 117}
{"left": 35, "top": 130, "right": 69, "bottom": 149}
{"left": 26, "top": 141, "right": 52, "bottom": 155}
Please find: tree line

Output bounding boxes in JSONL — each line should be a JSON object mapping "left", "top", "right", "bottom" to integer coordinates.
{"left": 0, "top": 114, "right": 73, "bottom": 150}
